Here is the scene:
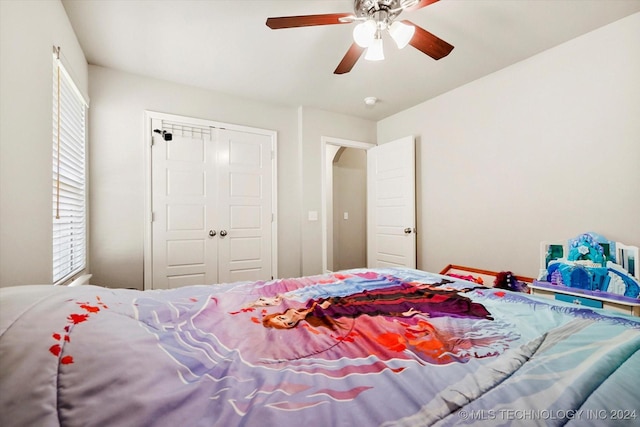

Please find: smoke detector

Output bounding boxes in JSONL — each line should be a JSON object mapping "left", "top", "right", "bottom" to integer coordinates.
{"left": 364, "top": 96, "right": 378, "bottom": 106}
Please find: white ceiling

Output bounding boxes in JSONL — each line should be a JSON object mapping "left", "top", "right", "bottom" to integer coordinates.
{"left": 62, "top": 0, "right": 640, "bottom": 121}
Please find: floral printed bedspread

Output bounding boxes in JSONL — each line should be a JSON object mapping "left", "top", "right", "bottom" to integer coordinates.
{"left": 1, "top": 268, "right": 639, "bottom": 426}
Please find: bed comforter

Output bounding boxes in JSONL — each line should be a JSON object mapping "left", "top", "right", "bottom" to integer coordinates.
{"left": 1, "top": 268, "right": 639, "bottom": 426}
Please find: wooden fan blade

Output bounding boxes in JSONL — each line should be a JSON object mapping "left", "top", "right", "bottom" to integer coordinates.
{"left": 334, "top": 43, "right": 365, "bottom": 74}
{"left": 403, "top": 20, "right": 454, "bottom": 60}
{"left": 266, "top": 13, "right": 353, "bottom": 29}
{"left": 404, "top": 0, "right": 440, "bottom": 12}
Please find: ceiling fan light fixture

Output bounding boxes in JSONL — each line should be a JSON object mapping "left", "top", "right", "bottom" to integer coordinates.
{"left": 365, "top": 37, "right": 384, "bottom": 61}
{"left": 353, "top": 19, "right": 377, "bottom": 47}
{"left": 266, "top": 0, "right": 454, "bottom": 75}
{"left": 389, "top": 21, "right": 415, "bottom": 49}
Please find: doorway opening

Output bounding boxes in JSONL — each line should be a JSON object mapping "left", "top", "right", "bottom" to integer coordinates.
{"left": 321, "top": 137, "right": 375, "bottom": 273}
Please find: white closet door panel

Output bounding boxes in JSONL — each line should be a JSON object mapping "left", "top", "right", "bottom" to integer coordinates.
{"left": 168, "top": 170, "right": 205, "bottom": 196}
{"left": 230, "top": 205, "right": 262, "bottom": 228}
{"left": 230, "top": 173, "right": 262, "bottom": 198}
{"left": 167, "top": 137, "right": 206, "bottom": 162}
{"left": 167, "top": 204, "right": 206, "bottom": 230}
{"left": 167, "top": 240, "right": 205, "bottom": 266}
{"left": 152, "top": 123, "right": 218, "bottom": 289}
{"left": 230, "top": 139, "right": 263, "bottom": 167}
{"left": 217, "top": 129, "right": 272, "bottom": 283}
{"left": 230, "top": 237, "right": 262, "bottom": 259}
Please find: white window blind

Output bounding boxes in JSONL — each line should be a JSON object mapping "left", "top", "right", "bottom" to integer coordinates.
{"left": 52, "top": 52, "right": 88, "bottom": 284}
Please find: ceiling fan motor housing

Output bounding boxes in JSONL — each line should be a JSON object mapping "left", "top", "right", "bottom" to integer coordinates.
{"left": 354, "top": 0, "right": 406, "bottom": 21}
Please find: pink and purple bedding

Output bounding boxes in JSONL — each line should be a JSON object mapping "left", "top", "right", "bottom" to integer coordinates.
{"left": 1, "top": 268, "right": 639, "bottom": 426}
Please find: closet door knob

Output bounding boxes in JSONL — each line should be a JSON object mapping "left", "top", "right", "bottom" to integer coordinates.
{"left": 220, "top": 230, "right": 228, "bottom": 237}
{"left": 404, "top": 227, "right": 413, "bottom": 234}
{"left": 209, "top": 230, "right": 216, "bottom": 237}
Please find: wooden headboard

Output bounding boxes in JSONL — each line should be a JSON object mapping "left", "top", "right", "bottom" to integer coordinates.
{"left": 439, "top": 264, "right": 535, "bottom": 287}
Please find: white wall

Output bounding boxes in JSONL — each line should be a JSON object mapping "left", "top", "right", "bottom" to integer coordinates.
{"left": 377, "top": 13, "right": 640, "bottom": 278}
{"left": 333, "top": 147, "right": 367, "bottom": 270}
{"left": 0, "top": 0, "right": 88, "bottom": 287}
{"left": 325, "top": 144, "right": 341, "bottom": 272}
{"left": 299, "top": 107, "right": 376, "bottom": 275}
{"left": 88, "top": 65, "right": 301, "bottom": 288}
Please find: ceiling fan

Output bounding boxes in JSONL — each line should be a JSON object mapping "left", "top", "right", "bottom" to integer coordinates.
{"left": 266, "top": 0, "right": 454, "bottom": 74}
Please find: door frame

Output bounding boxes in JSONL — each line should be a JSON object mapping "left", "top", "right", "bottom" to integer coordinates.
{"left": 321, "top": 136, "right": 375, "bottom": 273}
{"left": 143, "top": 111, "right": 278, "bottom": 290}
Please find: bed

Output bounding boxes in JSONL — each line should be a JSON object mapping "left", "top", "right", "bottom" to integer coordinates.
{"left": 1, "top": 267, "right": 639, "bottom": 426}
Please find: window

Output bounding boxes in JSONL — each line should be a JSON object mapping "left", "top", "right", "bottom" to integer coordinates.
{"left": 52, "top": 51, "right": 88, "bottom": 284}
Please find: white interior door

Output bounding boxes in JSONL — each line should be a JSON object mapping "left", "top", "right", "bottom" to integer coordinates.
{"left": 216, "top": 128, "right": 273, "bottom": 283}
{"left": 150, "top": 117, "right": 274, "bottom": 289}
{"left": 151, "top": 120, "right": 218, "bottom": 288}
{"left": 367, "top": 136, "right": 416, "bottom": 268}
